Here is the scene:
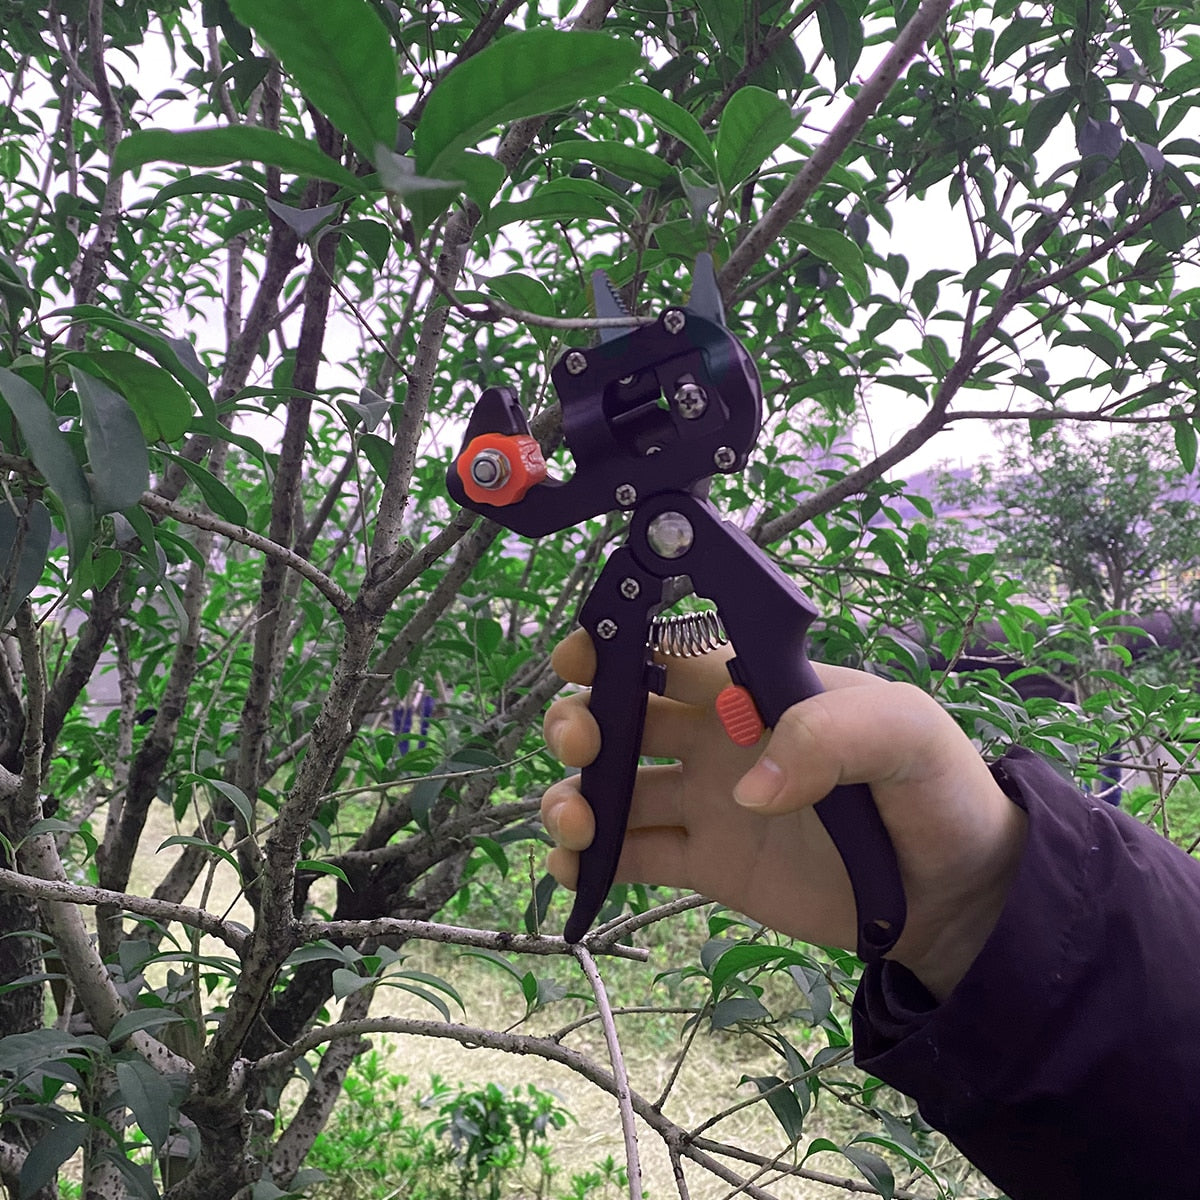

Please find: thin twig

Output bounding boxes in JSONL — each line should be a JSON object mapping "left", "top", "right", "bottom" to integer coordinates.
{"left": 574, "top": 943, "right": 644, "bottom": 1200}
{"left": 139, "top": 492, "right": 352, "bottom": 613}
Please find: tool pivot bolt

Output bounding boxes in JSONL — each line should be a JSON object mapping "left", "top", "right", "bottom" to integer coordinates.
{"left": 663, "top": 310, "right": 686, "bottom": 334}
{"left": 647, "top": 511, "right": 694, "bottom": 559}
{"left": 714, "top": 446, "right": 737, "bottom": 470}
{"left": 565, "top": 351, "right": 588, "bottom": 375}
{"left": 596, "top": 619, "right": 619, "bottom": 640}
{"left": 469, "top": 449, "right": 510, "bottom": 490}
{"left": 620, "top": 578, "right": 641, "bottom": 600}
{"left": 674, "top": 382, "right": 708, "bottom": 419}
{"left": 615, "top": 483, "right": 638, "bottom": 506}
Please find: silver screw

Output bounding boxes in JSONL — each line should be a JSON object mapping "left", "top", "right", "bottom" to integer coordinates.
{"left": 713, "top": 446, "right": 737, "bottom": 470}
{"left": 674, "top": 381, "right": 708, "bottom": 419}
{"left": 596, "top": 618, "right": 619, "bottom": 640}
{"left": 620, "top": 577, "right": 641, "bottom": 600}
{"left": 663, "top": 310, "right": 686, "bottom": 334}
{"left": 565, "top": 351, "right": 587, "bottom": 375}
{"left": 614, "top": 483, "right": 638, "bottom": 506}
{"left": 469, "top": 449, "right": 511, "bottom": 489}
{"left": 647, "top": 511, "right": 694, "bottom": 559}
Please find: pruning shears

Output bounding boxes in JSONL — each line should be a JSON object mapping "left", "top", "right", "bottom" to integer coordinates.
{"left": 446, "top": 257, "right": 906, "bottom": 962}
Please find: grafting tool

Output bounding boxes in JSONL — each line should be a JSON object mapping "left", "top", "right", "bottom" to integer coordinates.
{"left": 447, "top": 257, "right": 906, "bottom": 961}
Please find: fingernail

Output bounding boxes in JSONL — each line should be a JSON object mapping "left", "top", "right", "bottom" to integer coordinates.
{"left": 734, "top": 757, "right": 784, "bottom": 808}
{"left": 545, "top": 718, "right": 566, "bottom": 758}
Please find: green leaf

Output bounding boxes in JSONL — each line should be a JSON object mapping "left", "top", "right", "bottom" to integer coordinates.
{"left": 115, "top": 126, "right": 362, "bottom": 190}
{"left": 70, "top": 367, "right": 150, "bottom": 514}
{"left": 793, "top": 225, "right": 868, "bottom": 301}
{"left": 485, "top": 272, "right": 557, "bottom": 351}
{"left": 1174, "top": 419, "right": 1197, "bottom": 472}
{"left": 609, "top": 83, "right": 717, "bottom": 172}
{"left": 741, "top": 1075, "right": 806, "bottom": 1143}
{"left": 548, "top": 139, "right": 674, "bottom": 188}
{"left": 816, "top": 0, "right": 864, "bottom": 89}
{"left": 53, "top": 306, "right": 213, "bottom": 415}
{"left": 61, "top": 350, "right": 192, "bottom": 442}
{"left": 910, "top": 268, "right": 957, "bottom": 319}
{"left": 20, "top": 1122, "right": 89, "bottom": 1200}
{"left": 0, "top": 499, "right": 50, "bottom": 629}
{"left": 142, "top": 172, "right": 267, "bottom": 212}
{"left": 0, "top": 368, "right": 94, "bottom": 573}
{"left": 298, "top": 859, "right": 351, "bottom": 886}
{"left": 1023, "top": 89, "right": 1074, "bottom": 154}
{"left": 715, "top": 86, "right": 800, "bottom": 191}
{"left": 108, "top": 1008, "right": 188, "bottom": 1043}
{"left": 416, "top": 29, "right": 642, "bottom": 180}
{"left": 115, "top": 1058, "right": 173, "bottom": 1152}
{"left": 230, "top": 0, "right": 397, "bottom": 160}
{"left": 710, "top": 995, "right": 770, "bottom": 1028}
{"left": 485, "top": 178, "right": 623, "bottom": 234}
{"left": 157, "top": 834, "right": 242, "bottom": 877}
{"left": 186, "top": 774, "right": 256, "bottom": 830}
{"left": 842, "top": 1143, "right": 895, "bottom": 1198}
{"left": 162, "top": 452, "right": 250, "bottom": 525}
{"left": 1051, "top": 328, "right": 1123, "bottom": 368}
{"left": 331, "top": 967, "right": 372, "bottom": 998}
{"left": 358, "top": 433, "right": 393, "bottom": 479}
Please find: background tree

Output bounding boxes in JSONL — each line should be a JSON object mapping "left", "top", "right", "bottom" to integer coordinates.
{"left": 0, "top": 1, "right": 1198, "bottom": 1198}
{"left": 940, "top": 425, "right": 1200, "bottom": 615}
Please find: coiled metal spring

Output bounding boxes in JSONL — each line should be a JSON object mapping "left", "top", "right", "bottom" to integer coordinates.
{"left": 648, "top": 610, "right": 728, "bottom": 657}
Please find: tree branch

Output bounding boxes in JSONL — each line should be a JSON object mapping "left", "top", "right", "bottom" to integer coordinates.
{"left": 139, "top": 492, "right": 352, "bottom": 613}
{"left": 720, "top": 0, "right": 953, "bottom": 294}
{"left": 0, "top": 868, "right": 249, "bottom": 952}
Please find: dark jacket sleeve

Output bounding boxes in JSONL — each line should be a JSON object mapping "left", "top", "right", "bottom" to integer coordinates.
{"left": 852, "top": 745, "right": 1200, "bottom": 1200}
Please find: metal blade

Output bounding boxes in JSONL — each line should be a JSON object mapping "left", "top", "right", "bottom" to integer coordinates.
{"left": 592, "top": 269, "right": 631, "bottom": 343}
{"left": 687, "top": 252, "right": 725, "bottom": 327}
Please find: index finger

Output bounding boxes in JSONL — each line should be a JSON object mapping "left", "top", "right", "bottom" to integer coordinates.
{"left": 552, "top": 626, "right": 735, "bottom": 707}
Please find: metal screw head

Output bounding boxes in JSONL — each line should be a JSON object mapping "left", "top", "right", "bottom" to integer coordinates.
{"left": 596, "top": 618, "right": 619, "bottom": 640}
{"left": 647, "top": 511, "right": 694, "bottom": 559}
{"left": 614, "top": 483, "right": 638, "bottom": 506}
{"left": 565, "top": 350, "right": 588, "bottom": 375}
{"left": 713, "top": 446, "right": 737, "bottom": 470}
{"left": 469, "top": 448, "right": 511, "bottom": 489}
{"left": 663, "top": 309, "right": 686, "bottom": 334}
{"left": 674, "top": 381, "right": 708, "bottom": 419}
{"left": 620, "top": 577, "right": 641, "bottom": 600}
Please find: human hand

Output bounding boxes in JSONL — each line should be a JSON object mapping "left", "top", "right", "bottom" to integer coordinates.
{"left": 540, "top": 629, "right": 1027, "bottom": 1000}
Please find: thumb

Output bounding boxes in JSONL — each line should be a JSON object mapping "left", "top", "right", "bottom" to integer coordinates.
{"left": 732, "top": 681, "right": 943, "bottom": 813}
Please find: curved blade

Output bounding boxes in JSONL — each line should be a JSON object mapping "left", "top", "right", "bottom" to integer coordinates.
{"left": 592, "top": 270, "right": 632, "bottom": 344}
{"left": 688, "top": 252, "right": 725, "bottom": 327}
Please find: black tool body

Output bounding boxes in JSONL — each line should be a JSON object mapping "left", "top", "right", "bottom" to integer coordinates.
{"left": 447, "top": 258, "right": 906, "bottom": 961}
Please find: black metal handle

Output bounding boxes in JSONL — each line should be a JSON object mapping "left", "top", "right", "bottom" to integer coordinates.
{"left": 563, "top": 549, "right": 665, "bottom": 943}
{"left": 631, "top": 494, "right": 907, "bottom": 962}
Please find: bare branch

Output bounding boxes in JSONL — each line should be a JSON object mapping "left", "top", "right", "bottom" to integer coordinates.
{"left": 301, "top": 916, "right": 649, "bottom": 962}
{"left": 139, "top": 492, "right": 352, "bottom": 613}
{"left": 574, "top": 943, "right": 644, "bottom": 1200}
{"left": 0, "top": 868, "right": 249, "bottom": 952}
{"left": 721, "top": 0, "right": 953, "bottom": 293}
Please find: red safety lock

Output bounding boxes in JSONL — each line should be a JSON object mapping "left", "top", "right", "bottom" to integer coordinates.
{"left": 715, "top": 684, "right": 765, "bottom": 747}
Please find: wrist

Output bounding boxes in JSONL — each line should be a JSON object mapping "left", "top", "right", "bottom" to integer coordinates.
{"left": 899, "top": 801, "right": 1028, "bottom": 1002}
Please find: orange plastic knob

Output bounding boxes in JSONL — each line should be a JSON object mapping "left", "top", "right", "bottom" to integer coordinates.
{"left": 715, "top": 685, "right": 765, "bottom": 747}
{"left": 457, "top": 433, "right": 548, "bottom": 507}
